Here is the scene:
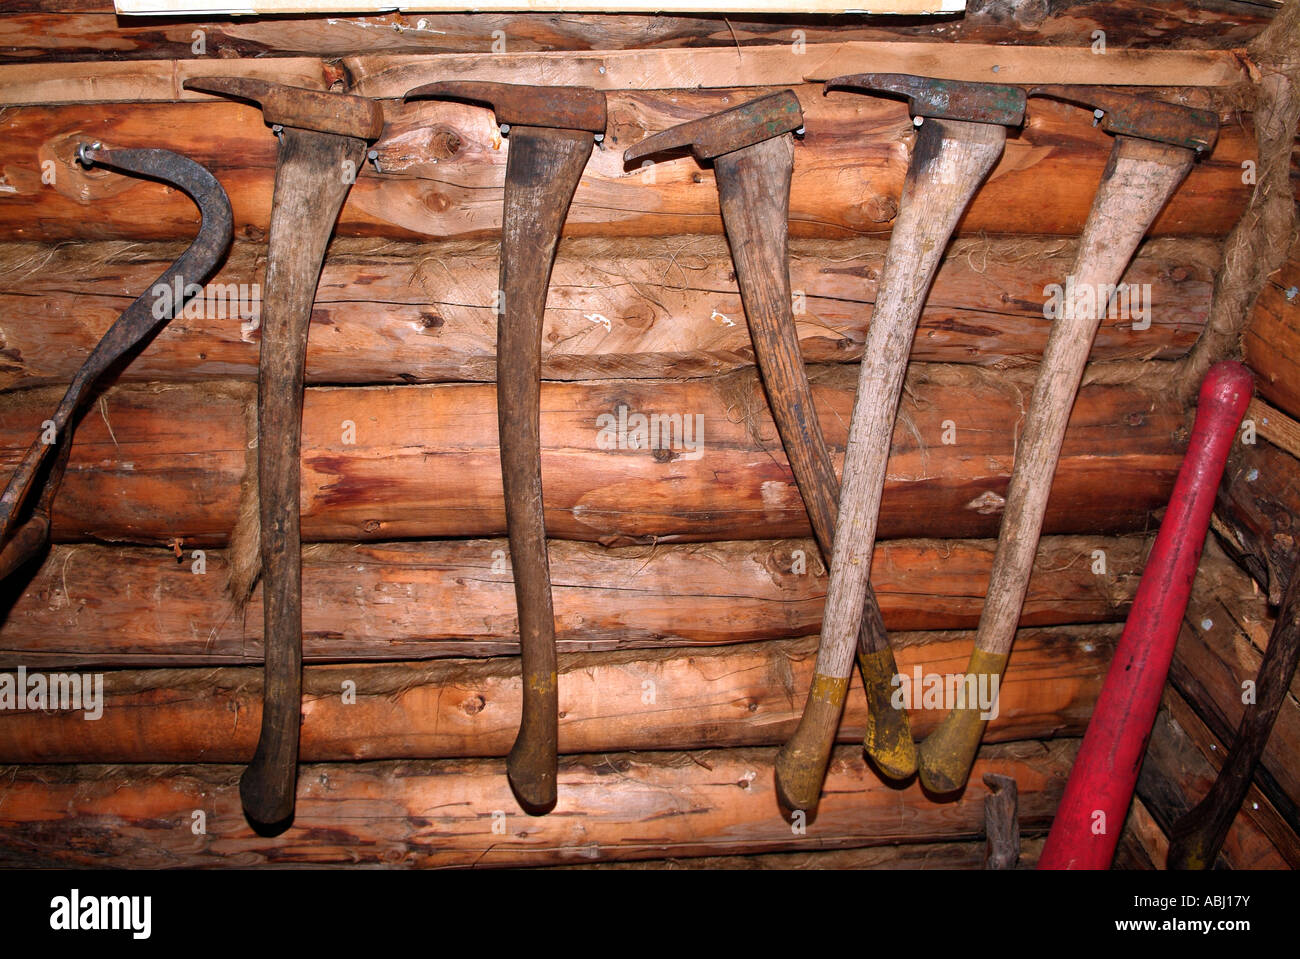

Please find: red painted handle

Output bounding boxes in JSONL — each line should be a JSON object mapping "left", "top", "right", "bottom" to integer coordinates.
{"left": 1038, "top": 361, "right": 1253, "bottom": 870}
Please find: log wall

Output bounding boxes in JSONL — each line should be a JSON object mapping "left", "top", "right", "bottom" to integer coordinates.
{"left": 0, "top": 0, "right": 1296, "bottom": 870}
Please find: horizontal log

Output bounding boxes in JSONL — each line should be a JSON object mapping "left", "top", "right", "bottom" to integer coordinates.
{"left": 0, "top": 4, "right": 1273, "bottom": 61}
{"left": 0, "top": 740, "right": 1076, "bottom": 867}
{"left": 0, "top": 89, "right": 1254, "bottom": 242}
{"left": 0, "top": 369, "right": 1187, "bottom": 547}
{"left": 555, "top": 838, "right": 1047, "bottom": 870}
{"left": 0, "top": 235, "right": 1218, "bottom": 388}
{"left": 0, "top": 43, "right": 1249, "bottom": 109}
{"left": 0, "top": 624, "right": 1115, "bottom": 762}
{"left": 0, "top": 534, "right": 1145, "bottom": 665}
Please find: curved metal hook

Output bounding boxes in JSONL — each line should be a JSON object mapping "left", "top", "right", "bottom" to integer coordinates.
{"left": 0, "top": 147, "right": 233, "bottom": 579}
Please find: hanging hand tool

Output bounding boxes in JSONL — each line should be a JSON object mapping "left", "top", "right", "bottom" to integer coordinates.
{"left": 405, "top": 80, "right": 605, "bottom": 815}
{"left": 183, "top": 76, "right": 384, "bottom": 834}
{"left": 771, "top": 75, "right": 1024, "bottom": 811}
{"left": 624, "top": 89, "right": 915, "bottom": 805}
{"left": 0, "top": 145, "right": 232, "bottom": 582}
{"left": 920, "top": 88, "right": 1220, "bottom": 794}
{"left": 1038, "top": 361, "right": 1251, "bottom": 870}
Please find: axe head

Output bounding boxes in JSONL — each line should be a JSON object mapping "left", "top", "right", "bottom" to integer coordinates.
{"left": 1028, "top": 85, "right": 1219, "bottom": 154}
{"left": 183, "top": 77, "right": 385, "bottom": 141}
{"left": 623, "top": 90, "right": 804, "bottom": 164}
{"left": 404, "top": 80, "right": 607, "bottom": 134}
{"left": 825, "top": 73, "right": 1026, "bottom": 127}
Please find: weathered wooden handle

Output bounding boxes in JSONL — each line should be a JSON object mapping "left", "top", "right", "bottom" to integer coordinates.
{"left": 776, "top": 118, "right": 1007, "bottom": 811}
{"left": 500, "top": 126, "right": 593, "bottom": 815}
{"left": 1167, "top": 543, "right": 1298, "bottom": 869}
{"left": 715, "top": 135, "right": 916, "bottom": 787}
{"left": 919, "top": 135, "right": 1198, "bottom": 795}
{"left": 241, "top": 129, "right": 365, "bottom": 834}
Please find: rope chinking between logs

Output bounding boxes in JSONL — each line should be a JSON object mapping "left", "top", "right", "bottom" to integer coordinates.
{"left": 1175, "top": 0, "right": 1300, "bottom": 402}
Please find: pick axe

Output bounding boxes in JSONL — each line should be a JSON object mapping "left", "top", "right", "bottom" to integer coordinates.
{"left": 0, "top": 145, "right": 232, "bottom": 581}
{"left": 404, "top": 80, "right": 606, "bottom": 815}
{"left": 624, "top": 90, "right": 915, "bottom": 803}
{"left": 774, "top": 75, "right": 1025, "bottom": 811}
{"left": 183, "top": 77, "right": 384, "bottom": 834}
{"left": 919, "top": 89, "right": 1219, "bottom": 794}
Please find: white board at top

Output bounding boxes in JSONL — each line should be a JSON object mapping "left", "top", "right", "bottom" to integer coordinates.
{"left": 115, "top": 0, "right": 966, "bottom": 15}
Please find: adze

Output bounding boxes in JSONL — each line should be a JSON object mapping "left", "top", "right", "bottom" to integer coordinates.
{"left": 0, "top": 145, "right": 232, "bottom": 581}
{"left": 776, "top": 75, "right": 1025, "bottom": 811}
{"left": 183, "top": 76, "right": 384, "bottom": 834}
{"left": 404, "top": 80, "right": 606, "bottom": 815}
{"left": 623, "top": 90, "right": 915, "bottom": 804}
{"left": 919, "top": 88, "right": 1219, "bottom": 794}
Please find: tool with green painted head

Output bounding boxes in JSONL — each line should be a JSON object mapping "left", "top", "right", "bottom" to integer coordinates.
{"left": 776, "top": 74, "right": 1025, "bottom": 812}
{"left": 626, "top": 89, "right": 918, "bottom": 807}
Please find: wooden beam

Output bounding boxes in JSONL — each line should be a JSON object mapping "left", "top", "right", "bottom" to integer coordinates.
{"left": 1246, "top": 397, "right": 1300, "bottom": 461}
{"left": 0, "top": 4, "right": 1274, "bottom": 62}
{"left": 552, "top": 838, "right": 1048, "bottom": 870}
{"left": 0, "top": 43, "right": 1249, "bottom": 107}
{"left": 0, "top": 369, "right": 1187, "bottom": 548}
{"left": 0, "top": 236, "right": 1217, "bottom": 389}
{"left": 0, "top": 534, "right": 1146, "bottom": 666}
{"left": 0, "top": 624, "right": 1115, "bottom": 763}
{"left": 1243, "top": 247, "right": 1300, "bottom": 420}
{"left": 1136, "top": 697, "right": 1290, "bottom": 869}
{"left": 1169, "top": 543, "right": 1300, "bottom": 825}
{"left": 1164, "top": 686, "right": 1300, "bottom": 868}
{"left": 114, "top": 0, "right": 957, "bottom": 14}
{"left": 0, "top": 90, "right": 1254, "bottom": 243}
{"left": 1214, "top": 437, "right": 1299, "bottom": 603}
{"left": 0, "top": 740, "right": 1076, "bottom": 868}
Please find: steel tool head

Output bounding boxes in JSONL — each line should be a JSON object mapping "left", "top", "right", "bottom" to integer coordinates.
{"left": 404, "top": 80, "right": 607, "bottom": 134}
{"left": 1028, "top": 85, "right": 1218, "bottom": 154}
{"left": 183, "top": 77, "right": 385, "bottom": 141}
{"left": 824, "top": 74, "right": 1026, "bottom": 127}
{"left": 623, "top": 90, "right": 804, "bottom": 164}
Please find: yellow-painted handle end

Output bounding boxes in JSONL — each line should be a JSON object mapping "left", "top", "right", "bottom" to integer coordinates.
{"left": 917, "top": 649, "right": 1007, "bottom": 794}
{"left": 775, "top": 673, "right": 849, "bottom": 812}
{"left": 858, "top": 647, "right": 917, "bottom": 780}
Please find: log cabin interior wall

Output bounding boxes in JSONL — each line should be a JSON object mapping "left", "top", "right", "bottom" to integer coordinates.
{"left": 0, "top": 0, "right": 1296, "bottom": 868}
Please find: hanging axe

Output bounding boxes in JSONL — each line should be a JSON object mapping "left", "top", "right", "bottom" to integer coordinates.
{"left": 0, "top": 145, "right": 232, "bottom": 582}
{"left": 404, "top": 80, "right": 606, "bottom": 815}
{"left": 773, "top": 75, "right": 1025, "bottom": 811}
{"left": 624, "top": 90, "right": 916, "bottom": 804}
{"left": 183, "top": 76, "right": 384, "bottom": 834}
{"left": 919, "top": 88, "right": 1219, "bottom": 794}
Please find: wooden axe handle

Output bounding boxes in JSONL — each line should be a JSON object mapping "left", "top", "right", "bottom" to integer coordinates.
{"left": 919, "top": 135, "right": 1198, "bottom": 795}
{"left": 775, "top": 118, "right": 1007, "bottom": 811}
{"left": 714, "top": 134, "right": 914, "bottom": 784}
{"left": 500, "top": 126, "right": 594, "bottom": 816}
{"left": 1167, "top": 544, "right": 1299, "bottom": 870}
{"left": 240, "top": 128, "right": 366, "bottom": 834}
